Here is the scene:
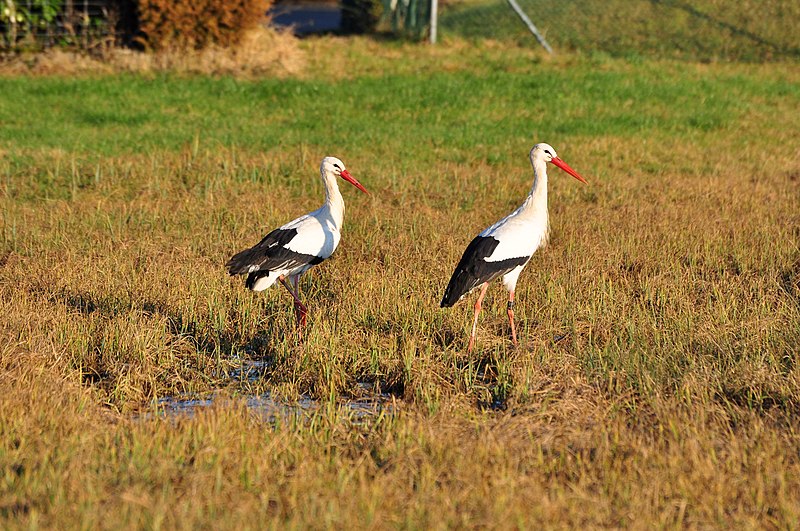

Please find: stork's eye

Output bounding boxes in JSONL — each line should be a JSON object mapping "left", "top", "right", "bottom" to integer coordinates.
{"left": 333, "top": 163, "right": 342, "bottom": 170}
{"left": 544, "top": 149, "right": 552, "bottom": 156}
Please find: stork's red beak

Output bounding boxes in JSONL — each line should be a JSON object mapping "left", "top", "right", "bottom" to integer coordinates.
{"left": 551, "top": 156, "right": 588, "bottom": 184}
{"left": 340, "top": 169, "right": 369, "bottom": 194}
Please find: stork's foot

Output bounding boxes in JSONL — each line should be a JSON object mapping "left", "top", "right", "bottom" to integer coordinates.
{"left": 294, "top": 302, "right": 308, "bottom": 327}
{"left": 467, "top": 334, "right": 477, "bottom": 354}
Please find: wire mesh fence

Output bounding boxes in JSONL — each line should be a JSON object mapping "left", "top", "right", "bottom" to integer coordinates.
{"left": 0, "top": 0, "right": 134, "bottom": 50}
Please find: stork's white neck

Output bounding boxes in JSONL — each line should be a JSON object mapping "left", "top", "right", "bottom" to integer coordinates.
{"left": 322, "top": 169, "right": 345, "bottom": 229}
{"left": 517, "top": 155, "right": 548, "bottom": 220}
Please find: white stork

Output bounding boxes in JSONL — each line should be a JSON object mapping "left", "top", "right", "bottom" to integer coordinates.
{"left": 440, "top": 143, "right": 587, "bottom": 352}
{"left": 226, "top": 156, "right": 368, "bottom": 330}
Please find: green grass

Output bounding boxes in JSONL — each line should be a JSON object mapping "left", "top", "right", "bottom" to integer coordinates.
{"left": 1, "top": 38, "right": 800, "bottom": 527}
{"left": 2, "top": 60, "right": 796, "bottom": 156}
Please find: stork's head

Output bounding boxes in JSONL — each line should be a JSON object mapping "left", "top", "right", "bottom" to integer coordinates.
{"left": 530, "top": 143, "right": 588, "bottom": 184}
{"left": 320, "top": 156, "right": 369, "bottom": 194}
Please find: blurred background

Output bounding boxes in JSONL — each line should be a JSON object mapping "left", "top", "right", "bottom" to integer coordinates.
{"left": 1, "top": 0, "right": 798, "bottom": 62}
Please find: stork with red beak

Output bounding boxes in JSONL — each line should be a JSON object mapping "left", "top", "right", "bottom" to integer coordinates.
{"left": 440, "top": 143, "right": 588, "bottom": 352}
{"left": 227, "top": 156, "right": 368, "bottom": 331}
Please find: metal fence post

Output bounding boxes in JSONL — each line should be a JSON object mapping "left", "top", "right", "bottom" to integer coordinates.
{"left": 429, "top": 0, "right": 437, "bottom": 43}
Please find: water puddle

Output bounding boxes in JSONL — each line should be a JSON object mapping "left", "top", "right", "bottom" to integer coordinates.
{"left": 227, "top": 358, "right": 271, "bottom": 382}
{"left": 152, "top": 390, "right": 395, "bottom": 423}
{"left": 147, "top": 356, "right": 397, "bottom": 422}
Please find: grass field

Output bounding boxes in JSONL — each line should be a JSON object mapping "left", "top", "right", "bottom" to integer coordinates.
{"left": 1, "top": 34, "right": 800, "bottom": 527}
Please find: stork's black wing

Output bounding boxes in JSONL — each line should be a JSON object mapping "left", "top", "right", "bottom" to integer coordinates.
{"left": 226, "top": 227, "right": 324, "bottom": 277}
{"left": 440, "top": 236, "right": 529, "bottom": 307}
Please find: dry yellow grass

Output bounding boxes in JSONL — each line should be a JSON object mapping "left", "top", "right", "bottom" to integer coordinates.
{"left": 2, "top": 349, "right": 798, "bottom": 528}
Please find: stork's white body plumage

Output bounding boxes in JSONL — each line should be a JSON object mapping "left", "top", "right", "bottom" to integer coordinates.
{"left": 441, "top": 143, "right": 587, "bottom": 352}
{"left": 245, "top": 200, "right": 344, "bottom": 292}
{"left": 479, "top": 169, "right": 550, "bottom": 292}
{"left": 227, "top": 156, "right": 367, "bottom": 328}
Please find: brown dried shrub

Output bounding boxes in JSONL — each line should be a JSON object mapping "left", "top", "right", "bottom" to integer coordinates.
{"left": 135, "top": 0, "right": 272, "bottom": 51}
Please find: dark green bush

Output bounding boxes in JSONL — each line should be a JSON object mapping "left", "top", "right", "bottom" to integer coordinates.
{"left": 340, "top": 0, "right": 383, "bottom": 34}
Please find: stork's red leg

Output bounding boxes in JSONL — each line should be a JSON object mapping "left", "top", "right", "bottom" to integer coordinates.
{"left": 507, "top": 290, "right": 518, "bottom": 347}
{"left": 468, "top": 283, "right": 489, "bottom": 354}
{"left": 279, "top": 276, "right": 307, "bottom": 329}
{"left": 291, "top": 275, "right": 308, "bottom": 327}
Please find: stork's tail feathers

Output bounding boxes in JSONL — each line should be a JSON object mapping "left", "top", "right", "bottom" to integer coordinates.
{"left": 226, "top": 248, "right": 259, "bottom": 276}
{"left": 440, "top": 291, "right": 460, "bottom": 308}
{"left": 440, "top": 269, "right": 479, "bottom": 308}
{"left": 245, "top": 270, "right": 277, "bottom": 291}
